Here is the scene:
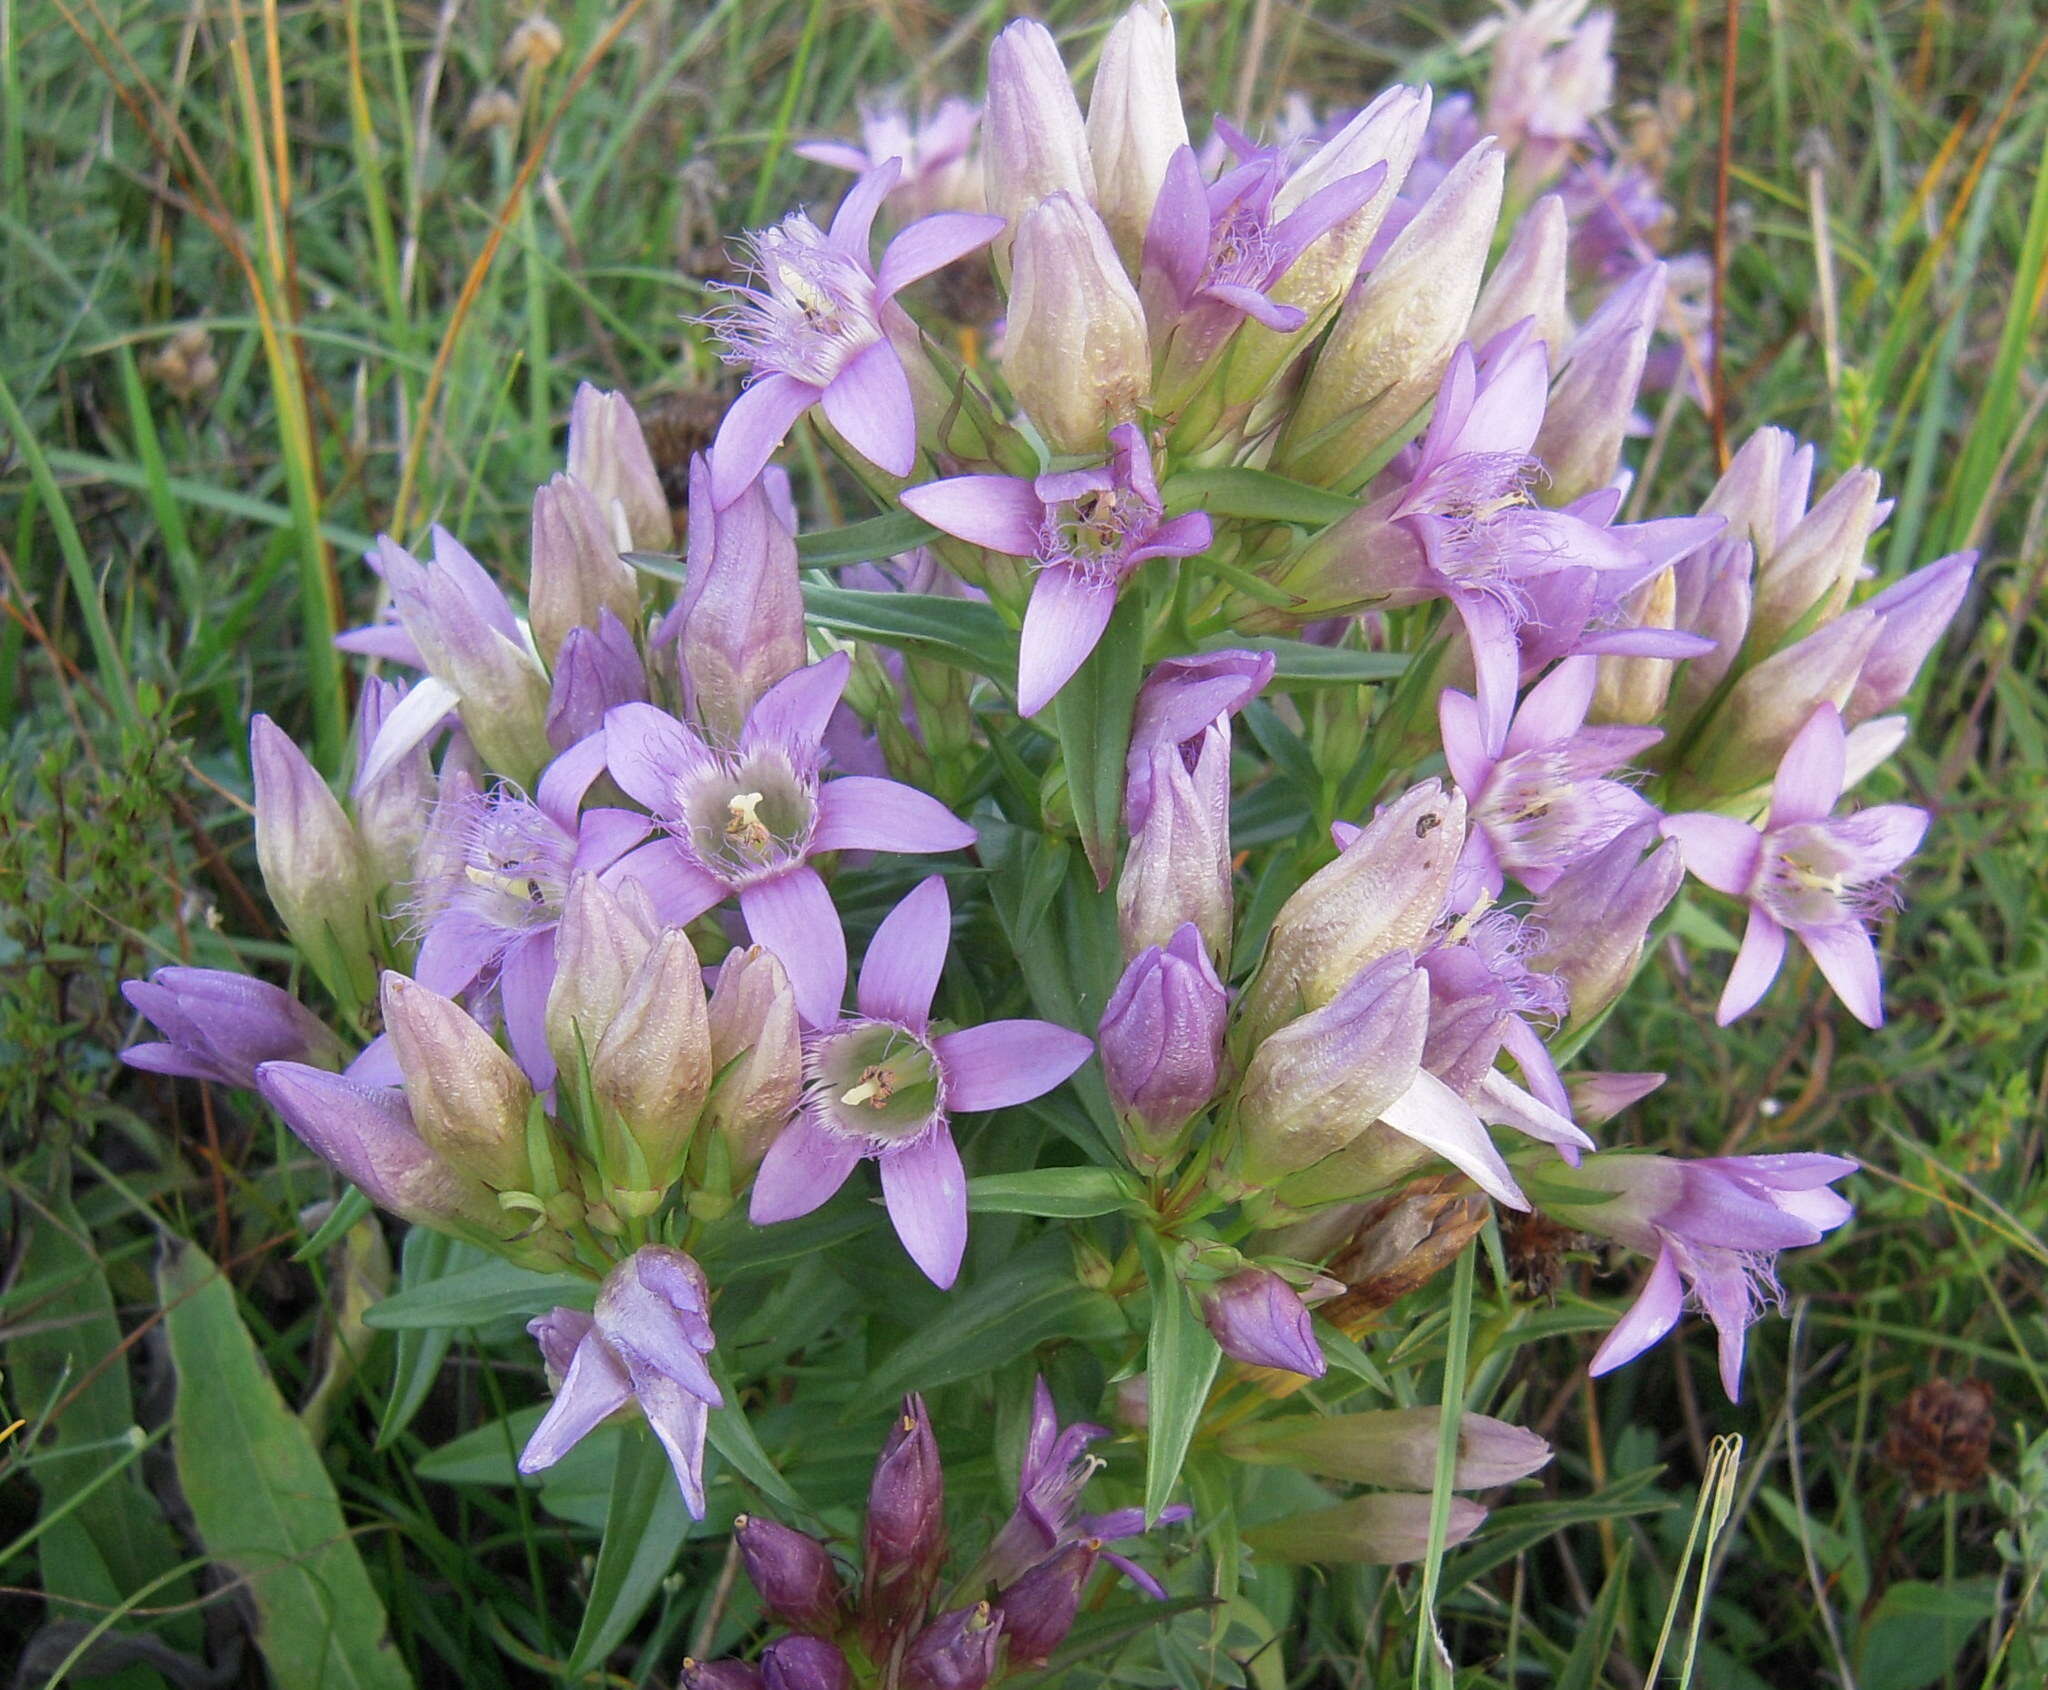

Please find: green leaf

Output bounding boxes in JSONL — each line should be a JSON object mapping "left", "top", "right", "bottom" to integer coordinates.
{"left": 1205, "top": 635, "right": 1409, "bottom": 688}
{"left": 1160, "top": 465, "right": 1360, "bottom": 527}
{"left": 413, "top": 1407, "right": 548, "bottom": 1486}
{"left": 696, "top": 1201, "right": 882, "bottom": 1279}
{"left": 1137, "top": 1230, "right": 1221, "bottom": 1526}
{"left": 374, "top": 1232, "right": 477, "bottom": 1449}
{"left": 1005, "top": 1595, "right": 1220, "bottom": 1687}
{"left": 704, "top": 1353, "right": 810, "bottom": 1519}
{"left": 1555, "top": 1539, "right": 1633, "bottom": 1690}
{"left": 158, "top": 1240, "right": 414, "bottom": 1690}
{"left": 1053, "top": 592, "right": 1145, "bottom": 890}
{"left": 362, "top": 1258, "right": 592, "bottom": 1330}
{"left": 802, "top": 582, "right": 1019, "bottom": 684}
{"left": 1855, "top": 1579, "right": 2000, "bottom": 1690}
{"left": 293, "top": 1185, "right": 375, "bottom": 1260}
{"left": 966, "top": 1167, "right": 1135, "bottom": 1217}
{"left": 794, "top": 508, "right": 942, "bottom": 566}
{"left": 564, "top": 1426, "right": 694, "bottom": 1676}
{"left": 859, "top": 1235, "right": 1125, "bottom": 1407}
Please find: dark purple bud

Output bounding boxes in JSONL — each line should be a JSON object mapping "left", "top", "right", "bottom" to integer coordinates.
{"left": 758, "top": 1636, "right": 850, "bottom": 1690}
{"left": 901, "top": 1602, "right": 1003, "bottom": 1690}
{"left": 546, "top": 609, "right": 648, "bottom": 751}
{"left": 122, "top": 967, "right": 344, "bottom": 1089}
{"left": 1200, "top": 1267, "right": 1326, "bottom": 1379}
{"left": 993, "top": 1540, "right": 1098, "bottom": 1664}
{"left": 1099, "top": 925, "right": 1227, "bottom": 1169}
{"left": 734, "top": 1514, "right": 842, "bottom": 1635}
{"left": 862, "top": 1395, "right": 946, "bottom": 1640}
{"left": 677, "top": 1660, "right": 764, "bottom": 1690}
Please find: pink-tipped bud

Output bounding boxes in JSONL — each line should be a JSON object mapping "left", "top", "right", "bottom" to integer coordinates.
{"left": 1002, "top": 193, "right": 1150, "bottom": 456}
{"left": 984, "top": 21, "right": 1096, "bottom": 237}
{"left": 673, "top": 455, "right": 807, "bottom": 741}
{"left": 251, "top": 715, "right": 379, "bottom": 1010}
{"left": 704, "top": 946, "right": 803, "bottom": 1179}
{"left": 1749, "top": 466, "right": 1884, "bottom": 649}
{"left": 1565, "top": 1070, "right": 1666, "bottom": 1126}
{"left": 351, "top": 677, "right": 435, "bottom": 890}
{"left": 1692, "top": 608, "right": 1880, "bottom": 800}
{"left": 1848, "top": 550, "right": 1975, "bottom": 723}
{"left": 1116, "top": 731, "right": 1232, "bottom": 965}
{"left": 567, "top": 383, "right": 673, "bottom": 552}
{"left": 1201, "top": 1267, "right": 1327, "bottom": 1378}
{"left": 1246, "top": 1491, "right": 1486, "bottom": 1564}
{"left": 122, "top": 968, "right": 344, "bottom": 1090}
{"left": 546, "top": 875, "right": 658, "bottom": 1082}
{"left": 1468, "top": 194, "right": 1572, "bottom": 369}
{"left": 382, "top": 972, "right": 536, "bottom": 1191}
{"left": 529, "top": 473, "right": 641, "bottom": 665}
{"left": 1086, "top": 1, "right": 1187, "bottom": 262}
{"left": 993, "top": 1540, "right": 1099, "bottom": 1664}
{"left": 1229, "top": 1406, "right": 1551, "bottom": 1489}
{"left": 1532, "top": 262, "right": 1664, "bottom": 505}
{"left": 1099, "top": 925, "right": 1227, "bottom": 1170}
{"left": 735, "top": 1514, "right": 843, "bottom": 1635}
{"left": 591, "top": 930, "right": 713, "bottom": 1200}
{"left": 545, "top": 610, "right": 648, "bottom": 751}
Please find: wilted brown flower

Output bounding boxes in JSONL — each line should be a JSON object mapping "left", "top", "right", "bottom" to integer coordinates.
{"left": 1882, "top": 1378, "right": 1996, "bottom": 1500}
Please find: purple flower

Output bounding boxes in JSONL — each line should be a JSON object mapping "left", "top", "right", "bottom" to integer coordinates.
{"left": 123, "top": 968, "right": 343, "bottom": 1088}
{"left": 602, "top": 654, "right": 977, "bottom": 1027}
{"left": 1418, "top": 909, "right": 1570, "bottom": 1117}
{"left": 1099, "top": 925, "right": 1228, "bottom": 1167}
{"left": 988, "top": 1379, "right": 1188, "bottom": 1599}
{"left": 706, "top": 161, "right": 1004, "bottom": 508}
{"left": 748, "top": 877, "right": 1093, "bottom": 1287}
{"left": 1201, "top": 1267, "right": 1327, "bottom": 1379}
{"left": 862, "top": 1393, "right": 947, "bottom": 1638}
{"left": 1547, "top": 1150, "right": 1856, "bottom": 1398}
{"left": 901, "top": 424, "right": 1212, "bottom": 716}
{"left": 1661, "top": 703, "right": 1928, "bottom": 1028}
{"left": 796, "top": 99, "right": 983, "bottom": 220}
{"left": 519, "top": 1246, "right": 723, "bottom": 1515}
{"left": 901, "top": 1606, "right": 1001, "bottom": 1690}
{"left": 1440, "top": 654, "right": 1661, "bottom": 907}
{"left": 544, "top": 609, "right": 647, "bottom": 752}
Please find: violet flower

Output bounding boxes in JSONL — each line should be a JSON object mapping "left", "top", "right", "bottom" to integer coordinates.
{"left": 519, "top": 1246, "right": 723, "bottom": 1515}
{"left": 124, "top": 967, "right": 344, "bottom": 1089}
{"left": 1544, "top": 1150, "right": 1856, "bottom": 1398}
{"left": 706, "top": 160, "right": 1004, "bottom": 508}
{"left": 796, "top": 99, "right": 983, "bottom": 220}
{"left": 1440, "top": 654, "right": 1661, "bottom": 907}
{"left": 1200, "top": 1266, "right": 1328, "bottom": 1379}
{"left": 901, "top": 423, "right": 1212, "bottom": 716}
{"left": 748, "top": 877, "right": 1093, "bottom": 1287}
{"left": 602, "top": 653, "right": 977, "bottom": 1027}
{"left": 1661, "top": 703, "right": 1928, "bottom": 1028}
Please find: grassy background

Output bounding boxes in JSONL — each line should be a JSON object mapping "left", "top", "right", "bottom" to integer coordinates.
{"left": 3, "top": 0, "right": 2046, "bottom": 1684}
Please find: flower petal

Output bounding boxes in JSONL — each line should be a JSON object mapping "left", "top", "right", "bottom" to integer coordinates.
{"left": 604, "top": 702, "right": 711, "bottom": 819}
{"left": 750, "top": 1111, "right": 866, "bottom": 1224}
{"left": 1506, "top": 656, "right": 1598, "bottom": 755}
{"left": 1717, "top": 908, "right": 1787, "bottom": 1024}
{"left": 876, "top": 212, "right": 1005, "bottom": 301}
{"left": 1768, "top": 704, "right": 1847, "bottom": 828}
{"left": 709, "top": 374, "right": 821, "bottom": 509}
{"left": 601, "top": 839, "right": 728, "bottom": 927}
{"left": 518, "top": 1330, "right": 633, "bottom": 1474}
{"left": 1799, "top": 920, "right": 1885, "bottom": 1029}
{"left": 501, "top": 930, "right": 559, "bottom": 1092}
{"left": 1588, "top": 1244, "right": 1684, "bottom": 1377}
{"left": 821, "top": 342, "right": 917, "bottom": 478}
{"left": 1438, "top": 689, "right": 1493, "bottom": 795}
{"left": 900, "top": 475, "right": 1045, "bottom": 556}
{"left": 878, "top": 1126, "right": 969, "bottom": 1288}
{"left": 637, "top": 1382, "right": 710, "bottom": 1518}
{"left": 741, "top": 868, "right": 848, "bottom": 1026}
{"left": 857, "top": 874, "right": 953, "bottom": 1026}
{"left": 813, "top": 776, "right": 978, "bottom": 857}
{"left": 827, "top": 158, "right": 904, "bottom": 257}
{"left": 1660, "top": 813, "right": 1762, "bottom": 896}
{"left": 1017, "top": 566, "right": 1118, "bottom": 718}
{"left": 537, "top": 732, "right": 613, "bottom": 830}
{"left": 934, "top": 1020, "right": 1094, "bottom": 1111}
{"left": 572, "top": 806, "right": 653, "bottom": 875}
{"left": 743, "top": 651, "right": 852, "bottom": 758}
{"left": 355, "top": 676, "right": 461, "bottom": 794}
{"left": 1377, "top": 1069, "right": 1528, "bottom": 1210}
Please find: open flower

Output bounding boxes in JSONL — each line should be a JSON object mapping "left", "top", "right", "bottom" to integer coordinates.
{"left": 901, "top": 424, "right": 1212, "bottom": 716}
{"left": 1661, "top": 703, "right": 1928, "bottom": 1028}
{"left": 602, "top": 654, "right": 977, "bottom": 1026}
{"left": 748, "top": 877, "right": 1093, "bottom": 1287}
{"left": 519, "top": 1247, "right": 723, "bottom": 1515}
{"left": 707, "top": 160, "right": 1004, "bottom": 507}
{"left": 796, "top": 99, "right": 983, "bottom": 219}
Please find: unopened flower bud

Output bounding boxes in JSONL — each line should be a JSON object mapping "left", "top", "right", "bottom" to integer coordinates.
{"left": 1749, "top": 466, "right": 1883, "bottom": 649}
{"left": 1847, "top": 550, "right": 1975, "bottom": 723}
{"left": 528, "top": 473, "right": 641, "bottom": 665}
{"left": 1086, "top": 1, "right": 1187, "bottom": 262}
{"left": 1117, "top": 733, "right": 1231, "bottom": 964}
{"left": 383, "top": 972, "right": 536, "bottom": 1191}
{"left": 351, "top": 677, "right": 434, "bottom": 889}
{"left": 862, "top": 1395, "right": 946, "bottom": 1638}
{"left": 1099, "top": 925, "right": 1227, "bottom": 1169}
{"left": 123, "top": 968, "right": 344, "bottom": 1089}
{"left": 673, "top": 455, "right": 806, "bottom": 741}
{"left": 703, "top": 946, "right": 803, "bottom": 1179}
{"left": 1692, "top": 608, "right": 1880, "bottom": 800}
{"left": 1668, "top": 534, "right": 1753, "bottom": 725}
{"left": 984, "top": 21, "right": 1096, "bottom": 237}
{"left": 1565, "top": 1070, "right": 1665, "bottom": 1126}
{"left": 592, "top": 931, "right": 713, "bottom": 1197}
{"left": 251, "top": 715, "right": 379, "bottom": 1009}
{"left": 1468, "top": 193, "right": 1571, "bottom": 368}
{"left": 994, "top": 1540, "right": 1098, "bottom": 1664}
{"left": 545, "top": 610, "right": 648, "bottom": 751}
{"left": 1240, "top": 783, "right": 1463, "bottom": 1044}
{"left": 1246, "top": 1492, "right": 1485, "bottom": 1564}
{"left": 901, "top": 1603, "right": 1002, "bottom": 1690}
{"left": 735, "top": 1514, "right": 843, "bottom": 1635}
{"left": 1526, "top": 822, "right": 1682, "bottom": 1023}
{"left": 1702, "top": 427, "right": 1812, "bottom": 561}
{"left": 1532, "top": 263, "right": 1663, "bottom": 504}
{"left": 1591, "top": 564, "right": 1679, "bottom": 724}
{"left": 546, "top": 875, "right": 657, "bottom": 1082}
{"left": 1229, "top": 1406, "right": 1550, "bottom": 1489}
{"left": 760, "top": 1635, "right": 852, "bottom": 1690}
{"left": 1002, "top": 193, "right": 1149, "bottom": 456}
{"left": 567, "top": 383, "right": 673, "bottom": 552}
{"left": 1280, "top": 140, "right": 1504, "bottom": 488}
{"left": 1201, "top": 1267, "right": 1326, "bottom": 1378}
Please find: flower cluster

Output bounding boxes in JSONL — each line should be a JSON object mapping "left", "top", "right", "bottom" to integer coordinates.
{"left": 118, "top": 2, "right": 1975, "bottom": 1678}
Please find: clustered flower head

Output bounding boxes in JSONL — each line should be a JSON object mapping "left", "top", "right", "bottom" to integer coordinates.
{"left": 118, "top": 2, "right": 1977, "bottom": 1678}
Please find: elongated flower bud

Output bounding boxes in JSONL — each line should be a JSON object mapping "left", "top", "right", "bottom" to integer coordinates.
{"left": 703, "top": 946, "right": 803, "bottom": 1179}
{"left": 1245, "top": 1492, "right": 1485, "bottom": 1564}
{"left": 1240, "top": 783, "right": 1463, "bottom": 1044}
{"left": 1468, "top": 193, "right": 1571, "bottom": 368}
{"left": 1591, "top": 565, "right": 1680, "bottom": 724}
{"left": 592, "top": 930, "right": 713, "bottom": 1200}
{"left": 1848, "top": 551, "right": 1975, "bottom": 723}
{"left": 674, "top": 455, "right": 806, "bottom": 742}
{"left": 735, "top": 1514, "right": 843, "bottom": 1636}
{"left": 1668, "top": 535, "right": 1753, "bottom": 725}
{"left": 901, "top": 1603, "right": 1002, "bottom": 1690}
{"left": 1749, "top": 466, "right": 1883, "bottom": 649}
{"left": 1566, "top": 1070, "right": 1665, "bottom": 1126}
{"left": 1201, "top": 1267, "right": 1326, "bottom": 1378}
{"left": 1117, "top": 733, "right": 1231, "bottom": 965}
{"left": 529, "top": 473, "right": 640, "bottom": 665}
{"left": 1691, "top": 608, "right": 1880, "bottom": 800}
{"left": 760, "top": 1637, "right": 851, "bottom": 1690}
{"left": 123, "top": 968, "right": 344, "bottom": 1089}
{"left": 1086, "top": 1, "right": 1187, "bottom": 262}
{"left": 251, "top": 715, "right": 379, "bottom": 1010}
{"left": 993, "top": 1540, "right": 1098, "bottom": 1664}
{"left": 567, "top": 383, "right": 673, "bottom": 552}
{"left": 1228, "top": 1407, "right": 1550, "bottom": 1489}
{"left": 1279, "top": 141, "right": 1504, "bottom": 488}
{"left": 1236, "top": 954, "right": 1430, "bottom": 1184}
{"left": 383, "top": 973, "right": 536, "bottom": 1192}
{"left": 351, "top": 678, "right": 434, "bottom": 891}
{"left": 1702, "top": 427, "right": 1812, "bottom": 561}
{"left": 546, "top": 875, "right": 657, "bottom": 1082}
{"left": 1003, "top": 193, "right": 1149, "bottom": 456}
{"left": 863, "top": 1395, "right": 946, "bottom": 1642}
{"left": 545, "top": 610, "right": 648, "bottom": 751}
{"left": 984, "top": 21, "right": 1096, "bottom": 237}
{"left": 1099, "top": 925, "right": 1227, "bottom": 1170}
{"left": 1527, "top": 823, "right": 1681, "bottom": 1023}
{"left": 1532, "top": 263, "right": 1663, "bottom": 504}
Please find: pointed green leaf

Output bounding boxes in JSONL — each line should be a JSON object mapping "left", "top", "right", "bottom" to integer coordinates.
{"left": 802, "top": 582, "right": 1019, "bottom": 684}
{"left": 1053, "top": 593, "right": 1145, "bottom": 889}
{"left": 1159, "top": 466, "right": 1360, "bottom": 527}
{"left": 564, "top": 1427, "right": 694, "bottom": 1675}
{"left": 1137, "top": 1230, "right": 1221, "bottom": 1526}
{"left": 794, "top": 508, "right": 942, "bottom": 566}
{"left": 362, "top": 1258, "right": 592, "bottom": 1329}
{"left": 965, "top": 1167, "right": 1134, "bottom": 1217}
